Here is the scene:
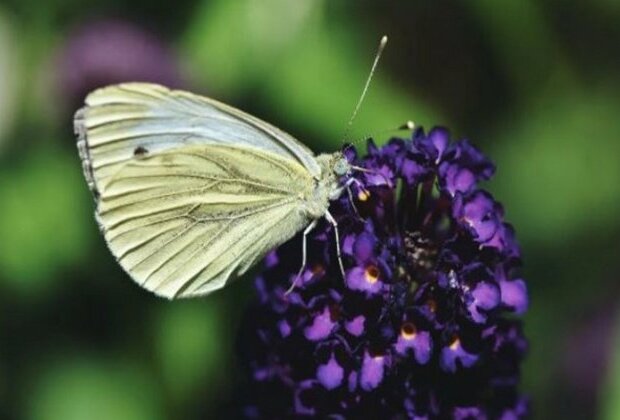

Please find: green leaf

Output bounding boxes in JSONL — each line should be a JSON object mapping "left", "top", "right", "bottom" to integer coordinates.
{"left": 0, "top": 146, "right": 93, "bottom": 296}
{"left": 464, "top": 0, "right": 568, "bottom": 98}
{"left": 489, "top": 86, "right": 620, "bottom": 246}
{"left": 153, "top": 298, "right": 229, "bottom": 406}
{"left": 26, "top": 356, "right": 164, "bottom": 420}
{"left": 182, "top": 0, "right": 324, "bottom": 96}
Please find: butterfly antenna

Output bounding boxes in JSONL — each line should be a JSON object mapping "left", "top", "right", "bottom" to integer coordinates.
{"left": 343, "top": 35, "right": 389, "bottom": 142}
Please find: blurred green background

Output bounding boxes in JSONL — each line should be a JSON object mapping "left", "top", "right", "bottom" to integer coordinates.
{"left": 1, "top": 0, "right": 619, "bottom": 418}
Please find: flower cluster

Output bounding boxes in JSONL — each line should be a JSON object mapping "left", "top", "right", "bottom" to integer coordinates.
{"left": 239, "top": 128, "right": 529, "bottom": 418}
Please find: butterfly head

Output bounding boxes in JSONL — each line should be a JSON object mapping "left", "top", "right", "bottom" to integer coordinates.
{"left": 333, "top": 154, "right": 351, "bottom": 177}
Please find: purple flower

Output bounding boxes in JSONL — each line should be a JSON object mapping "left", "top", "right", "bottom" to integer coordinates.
{"left": 316, "top": 354, "right": 344, "bottom": 390}
{"left": 441, "top": 338, "right": 479, "bottom": 372}
{"left": 439, "top": 139, "right": 495, "bottom": 196}
{"left": 394, "top": 323, "right": 432, "bottom": 364}
{"left": 304, "top": 306, "right": 336, "bottom": 341}
{"left": 453, "top": 190, "right": 502, "bottom": 243}
{"left": 495, "top": 265, "right": 528, "bottom": 315}
{"left": 360, "top": 351, "right": 387, "bottom": 391}
{"left": 345, "top": 315, "right": 365, "bottom": 337}
{"left": 240, "top": 128, "right": 529, "bottom": 418}
{"left": 345, "top": 265, "right": 384, "bottom": 294}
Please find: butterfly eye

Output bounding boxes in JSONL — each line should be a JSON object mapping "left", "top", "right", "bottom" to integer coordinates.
{"left": 333, "top": 158, "right": 350, "bottom": 176}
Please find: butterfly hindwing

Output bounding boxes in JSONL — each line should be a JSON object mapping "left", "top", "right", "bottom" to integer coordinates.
{"left": 97, "top": 145, "right": 313, "bottom": 298}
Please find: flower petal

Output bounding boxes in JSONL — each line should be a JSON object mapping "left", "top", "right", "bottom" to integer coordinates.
{"left": 394, "top": 330, "right": 433, "bottom": 364}
{"left": 360, "top": 352, "right": 386, "bottom": 391}
{"left": 441, "top": 339, "right": 478, "bottom": 373}
{"left": 304, "top": 307, "right": 336, "bottom": 341}
{"left": 467, "top": 281, "right": 501, "bottom": 323}
{"left": 316, "top": 354, "right": 344, "bottom": 390}
{"left": 500, "top": 279, "right": 528, "bottom": 315}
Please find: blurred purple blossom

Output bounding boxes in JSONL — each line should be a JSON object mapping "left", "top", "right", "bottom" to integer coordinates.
{"left": 56, "top": 19, "right": 181, "bottom": 108}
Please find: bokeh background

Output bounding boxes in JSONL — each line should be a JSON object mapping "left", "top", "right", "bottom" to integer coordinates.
{"left": 1, "top": 0, "right": 619, "bottom": 418}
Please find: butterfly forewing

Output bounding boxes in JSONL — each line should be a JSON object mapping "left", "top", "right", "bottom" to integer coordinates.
{"left": 76, "top": 83, "right": 320, "bottom": 298}
{"left": 76, "top": 83, "right": 321, "bottom": 197}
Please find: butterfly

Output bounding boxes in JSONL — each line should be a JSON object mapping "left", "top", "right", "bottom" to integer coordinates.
{"left": 74, "top": 82, "right": 354, "bottom": 298}
{"left": 74, "top": 36, "right": 391, "bottom": 299}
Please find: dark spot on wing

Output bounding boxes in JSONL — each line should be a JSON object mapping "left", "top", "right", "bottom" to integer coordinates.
{"left": 134, "top": 146, "right": 149, "bottom": 158}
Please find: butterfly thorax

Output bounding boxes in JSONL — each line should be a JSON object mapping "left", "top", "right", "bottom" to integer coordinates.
{"left": 301, "top": 152, "right": 350, "bottom": 219}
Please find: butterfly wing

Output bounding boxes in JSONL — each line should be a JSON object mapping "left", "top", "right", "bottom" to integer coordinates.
{"left": 75, "top": 84, "right": 319, "bottom": 298}
{"left": 75, "top": 82, "right": 321, "bottom": 198}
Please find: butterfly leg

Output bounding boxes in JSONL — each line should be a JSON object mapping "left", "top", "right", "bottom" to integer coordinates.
{"left": 343, "top": 178, "right": 363, "bottom": 221}
{"left": 325, "top": 210, "right": 346, "bottom": 280}
{"left": 346, "top": 185, "right": 359, "bottom": 216}
{"left": 285, "top": 219, "right": 318, "bottom": 295}
{"left": 330, "top": 177, "right": 364, "bottom": 220}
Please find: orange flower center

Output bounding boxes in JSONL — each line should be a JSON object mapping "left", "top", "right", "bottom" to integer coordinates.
{"left": 358, "top": 190, "right": 370, "bottom": 201}
{"left": 400, "top": 322, "right": 417, "bottom": 340}
{"left": 449, "top": 337, "right": 461, "bottom": 351}
{"left": 364, "top": 265, "right": 380, "bottom": 283}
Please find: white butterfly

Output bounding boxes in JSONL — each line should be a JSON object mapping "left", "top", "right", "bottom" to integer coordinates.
{"left": 74, "top": 83, "right": 352, "bottom": 298}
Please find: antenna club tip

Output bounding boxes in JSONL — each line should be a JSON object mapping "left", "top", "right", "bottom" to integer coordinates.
{"left": 380, "top": 35, "right": 388, "bottom": 45}
{"left": 398, "top": 121, "right": 416, "bottom": 130}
